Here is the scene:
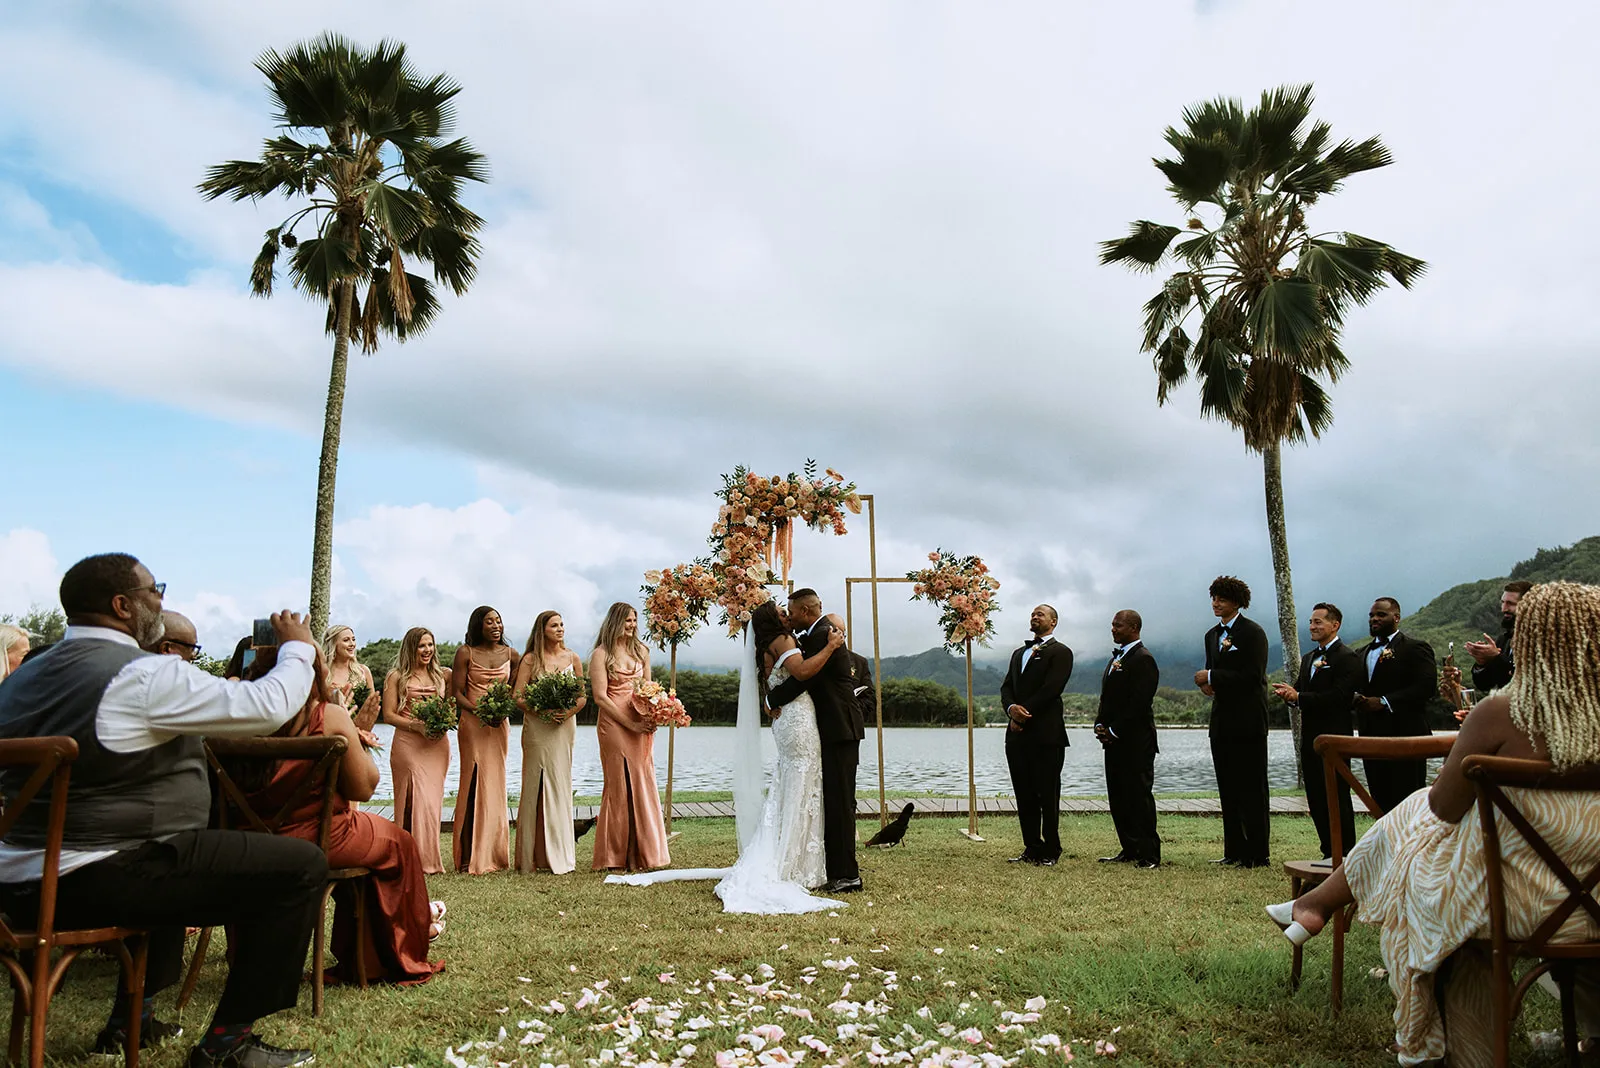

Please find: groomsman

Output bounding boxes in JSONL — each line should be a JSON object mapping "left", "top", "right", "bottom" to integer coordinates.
{"left": 1094, "top": 610, "right": 1161, "bottom": 868}
{"left": 1272, "top": 603, "right": 1361, "bottom": 860}
{"left": 1000, "top": 605, "right": 1074, "bottom": 866}
{"left": 1195, "top": 576, "right": 1270, "bottom": 868}
{"left": 1353, "top": 597, "right": 1437, "bottom": 814}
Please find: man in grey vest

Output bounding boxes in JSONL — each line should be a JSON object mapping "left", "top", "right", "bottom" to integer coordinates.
{"left": 0, "top": 553, "right": 326, "bottom": 1068}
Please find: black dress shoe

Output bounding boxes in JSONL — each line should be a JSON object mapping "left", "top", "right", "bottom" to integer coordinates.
{"left": 1239, "top": 858, "right": 1271, "bottom": 869}
{"left": 94, "top": 1017, "right": 183, "bottom": 1053}
{"left": 1134, "top": 858, "right": 1160, "bottom": 869}
{"left": 1036, "top": 857, "right": 1058, "bottom": 867}
{"left": 824, "top": 877, "right": 863, "bottom": 894}
{"left": 1007, "top": 853, "right": 1036, "bottom": 864}
{"left": 1097, "top": 853, "right": 1134, "bottom": 863}
{"left": 188, "top": 1035, "right": 315, "bottom": 1067}
{"left": 1210, "top": 857, "right": 1240, "bottom": 866}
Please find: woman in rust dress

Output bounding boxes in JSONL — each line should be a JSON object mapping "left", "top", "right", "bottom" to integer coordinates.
{"left": 247, "top": 650, "right": 445, "bottom": 985}
{"left": 451, "top": 606, "right": 514, "bottom": 874}
{"left": 513, "top": 610, "right": 587, "bottom": 874}
{"left": 590, "top": 602, "right": 670, "bottom": 872}
{"left": 382, "top": 627, "right": 453, "bottom": 874}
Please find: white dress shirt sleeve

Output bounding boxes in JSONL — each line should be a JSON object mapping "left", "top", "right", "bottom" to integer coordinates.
{"left": 96, "top": 641, "right": 318, "bottom": 754}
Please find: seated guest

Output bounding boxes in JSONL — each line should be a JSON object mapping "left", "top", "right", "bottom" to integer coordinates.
{"left": 150, "top": 610, "right": 203, "bottom": 662}
{"left": 1266, "top": 581, "right": 1600, "bottom": 1068}
{"left": 0, "top": 622, "right": 29, "bottom": 683}
{"left": 244, "top": 646, "right": 446, "bottom": 985}
{"left": 0, "top": 553, "right": 325, "bottom": 1068}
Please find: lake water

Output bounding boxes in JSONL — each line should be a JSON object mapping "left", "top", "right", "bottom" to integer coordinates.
{"left": 368, "top": 724, "right": 1331, "bottom": 801}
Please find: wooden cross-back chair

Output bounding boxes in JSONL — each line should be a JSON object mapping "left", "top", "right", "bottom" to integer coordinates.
{"left": 175, "top": 735, "right": 369, "bottom": 1018}
{"left": 1283, "top": 732, "right": 1458, "bottom": 1013}
{"left": 1462, "top": 754, "right": 1600, "bottom": 1068}
{"left": 0, "top": 737, "right": 149, "bottom": 1067}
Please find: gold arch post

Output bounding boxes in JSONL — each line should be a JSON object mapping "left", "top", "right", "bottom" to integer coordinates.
{"left": 664, "top": 642, "right": 680, "bottom": 840}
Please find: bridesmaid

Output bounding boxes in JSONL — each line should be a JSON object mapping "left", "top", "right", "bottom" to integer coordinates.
{"left": 512, "top": 611, "right": 587, "bottom": 874}
{"left": 382, "top": 627, "right": 453, "bottom": 874}
{"left": 451, "top": 606, "right": 514, "bottom": 874}
{"left": 324, "top": 625, "right": 379, "bottom": 730}
{"left": 589, "top": 602, "right": 670, "bottom": 872}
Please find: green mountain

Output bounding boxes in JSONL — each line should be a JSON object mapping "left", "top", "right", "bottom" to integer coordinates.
{"left": 1404, "top": 536, "right": 1600, "bottom": 654}
{"left": 874, "top": 646, "right": 1007, "bottom": 696}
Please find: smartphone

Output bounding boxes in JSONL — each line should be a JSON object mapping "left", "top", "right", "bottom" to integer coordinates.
{"left": 251, "top": 617, "right": 277, "bottom": 649}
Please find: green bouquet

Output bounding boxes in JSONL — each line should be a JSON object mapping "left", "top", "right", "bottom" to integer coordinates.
{"left": 348, "top": 679, "right": 373, "bottom": 711}
{"left": 411, "top": 693, "right": 458, "bottom": 739}
{"left": 472, "top": 681, "right": 518, "bottom": 727}
{"left": 524, "top": 672, "right": 587, "bottom": 724}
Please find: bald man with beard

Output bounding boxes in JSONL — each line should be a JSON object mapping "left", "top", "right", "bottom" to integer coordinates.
{"left": 149, "top": 611, "right": 202, "bottom": 663}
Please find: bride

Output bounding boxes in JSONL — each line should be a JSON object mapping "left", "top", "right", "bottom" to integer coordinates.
{"left": 605, "top": 599, "right": 847, "bottom": 914}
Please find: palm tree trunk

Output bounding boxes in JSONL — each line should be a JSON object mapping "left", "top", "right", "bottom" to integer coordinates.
{"left": 309, "top": 280, "right": 355, "bottom": 635}
{"left": 1262, "top": 439, "right": 1303, "bottom": 785}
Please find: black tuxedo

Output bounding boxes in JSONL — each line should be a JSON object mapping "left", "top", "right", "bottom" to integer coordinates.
{"left": 766, "top": 616, "right": 862, "bottom": 881}
{"left": 849, "top": 651, "right": 877, "bottom": 726}
{"left": 1204, "top": 614, "right": 1271, "bottom": 865}
{"left": 1095, "top": 642, "right": 1160, "bottom": 863}
{"left": 1292, "top": 639, "right": 1361, "bottom": 858}
{"left": 1354, "top": 630, "right": 1437, "bottom": 814}
{"left": 999, "top": 636, "right": 1074, "bottom": 860}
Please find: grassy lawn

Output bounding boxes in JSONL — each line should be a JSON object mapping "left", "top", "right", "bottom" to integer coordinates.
{"left": 32, "top": 812, "right": 1562, "bottom": 1066}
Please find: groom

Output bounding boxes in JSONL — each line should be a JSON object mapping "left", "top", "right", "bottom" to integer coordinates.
{"left": 766, "top": 588, "right": 864, "bottom": 893}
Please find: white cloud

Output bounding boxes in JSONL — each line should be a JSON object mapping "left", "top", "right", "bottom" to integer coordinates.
{"left": 0, "top": 529, "right": 60, "bottom": 615}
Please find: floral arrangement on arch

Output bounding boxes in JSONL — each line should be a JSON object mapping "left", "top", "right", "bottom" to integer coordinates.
{"left": 640, "top": 559, "right": 720, "bottom": 651}
{"left": 707, "top": 461, "right": 859, "bottom": 633}
{"left": 907, "top": 548, "right": 1001, "bottom": 650}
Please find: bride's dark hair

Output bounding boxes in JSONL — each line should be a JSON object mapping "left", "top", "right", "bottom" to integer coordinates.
{"left": 750, "top": 599, "right": 787, "bottom": 707}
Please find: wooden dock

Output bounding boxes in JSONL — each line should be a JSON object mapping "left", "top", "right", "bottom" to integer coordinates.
{"left": 366, "top": 794, "right": 1310, "bottom": 825}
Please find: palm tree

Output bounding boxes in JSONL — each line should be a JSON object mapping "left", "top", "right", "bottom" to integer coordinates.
{"left": 201, "top": 33, "right": 487, "bottom": 633}
{"left": 1100, "top": 84, "right": 1424, "bottom": 758}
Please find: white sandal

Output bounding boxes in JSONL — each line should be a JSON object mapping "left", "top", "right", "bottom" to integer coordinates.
{"left": 1265, "top": 900, "right": 1314, "bottom": 946}
{"left": 430, "top": 901, "right": 447, "bottom": 923}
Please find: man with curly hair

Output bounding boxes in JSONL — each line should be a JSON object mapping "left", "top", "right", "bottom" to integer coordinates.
{"left": 1195, "top": 575, "right": 1271, "bottom": 868}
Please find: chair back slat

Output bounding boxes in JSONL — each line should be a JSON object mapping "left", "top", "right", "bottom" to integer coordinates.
{"left": 1316, "top": 733, "right": 1457, "bottom": 864}
{"left": 203, "top": 735, "right": 347, "bottom": 855}
{"left": 0, "top": 737, "right": 80, "bottom": 947}
{"left": 1464, "top": 755, "right": 1600, "bottom": 958}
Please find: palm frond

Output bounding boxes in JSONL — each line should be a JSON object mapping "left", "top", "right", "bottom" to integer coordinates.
{"left": 1141, "top": 274, "right": 1195, "bottom": 351}
{"left": 366, "top": 266, "right": 439, "bottom": 340}
{"left": 1240, "top": 83, "right": 1315, "bottom": 179}
{"left": 1153, "top": 327, "right": 1191, "bottom": 404}
{"left": 1173, "top": 230, "right": 1222, "bottom": 270}
{"left": 1342, "top": 233, "right": 1428, "bottom": 288}
{"left": 1248, "top": 277, "right": 1329, "bottom": 361}
{"left": 1098, "top": 221, "right": 1181, "bottom": 271}
{"left": 407, "top": 221, "right": 481, "bottom": 294}
{"left": 1296, "top": 372, "right": 1334, "bottom": 438}
{"left": 1295, "top": 239, "right": 1389, "bottom": 306}
{"left": 198, "top": 158, "right": 304, "bottom": 201}
{"left": 1156, "top": 136, "right": 1233, "bottom": 208}
{"left": 361, "top": 181, "right": 429, "bottom": 244}
{"left": 287, "top": 234, "right": 363, "bottom": 299}
{"left": 250, "top": 228, "right": 282, "bottom": 296}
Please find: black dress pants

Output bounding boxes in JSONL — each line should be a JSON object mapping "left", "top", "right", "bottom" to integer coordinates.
{"left": 1364, "top": 755, "right": 1428, "bottom": 815}
{"left": 0, "top": 830, "right": 326, "bottom": 1025}
{"left": 1301, "top": 727, "right": 1356, "bottom": 859}
{"left": 820, "top": 739, "right": 860, "bottom": 881}
{"left": 1105, "top": 745, "right": 1160, "bottom": 862}
{"left": 1210, "top": 732, "right": 1270, "bottom": 864}
{"left": 1006, "top": 735, "right": 1066, "bottom": 860}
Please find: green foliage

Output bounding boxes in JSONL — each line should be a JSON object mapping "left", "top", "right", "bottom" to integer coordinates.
{"left": 193, "top": 653, "right": 231, "bottom": 678}
{"left": 879, "top": 677, "right": 967, "bottom": 724}
{"left": 1406, "top": 535, "right": 1600, "bottom": 654}
{"left": 358, "top": 637, "right": 457, "bottom": 696}
{"left": 0, "top": 606, "right": 66, "bottom": 645}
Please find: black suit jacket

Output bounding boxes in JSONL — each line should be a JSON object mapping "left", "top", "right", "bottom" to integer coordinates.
{"left": 1095, "top": 643, "right": 1159, "bottom": 756}
{"left": 1293, "top": 639, "right": 1360, "bottom": 736}
{"left": 848, "top": 651, "right": 877, "bottom": 727}
{"left": 1354, "top": 631, "right": 1436, "bottom": 737}
{"left": 766, "top": 617, "right": 864, "bottom": 744}
{"left": 999, "top": 637, "right": 1074, "bottom": 747}
{"left": 1471, "top": 626, "right": 1515, "bottom": 692}
{"left": 1205, "top": 615, "right": 1269, "bottom": 738}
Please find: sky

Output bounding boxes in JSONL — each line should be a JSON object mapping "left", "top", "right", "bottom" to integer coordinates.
{"left": 2, "top": 0, "right": 1597, "bottom": 670}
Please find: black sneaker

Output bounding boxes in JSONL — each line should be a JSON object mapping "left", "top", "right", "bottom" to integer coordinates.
{"left": 188, "top": 1035, "right": 315, "bottom": 1067}
{"left": 92, "top": 1017, "right": 183, "bottom": 1054}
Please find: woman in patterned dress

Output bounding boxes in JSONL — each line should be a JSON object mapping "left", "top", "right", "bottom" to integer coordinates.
{"left": 1268, "top": 582, "right": 1600, "bottom": 1067}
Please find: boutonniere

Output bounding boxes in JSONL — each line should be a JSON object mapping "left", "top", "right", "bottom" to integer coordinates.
{"left": 1313, "top": 657, "right": 1329, "bottom": 672}
{"left": 1109, "top": 658, "right": 1124, "bottom": 673}
{"left": 1220, "top": 635, "right": 1234, "bottom": 652}
{"left": 1378, "top": 646, "right": 1395, "bottom": 663}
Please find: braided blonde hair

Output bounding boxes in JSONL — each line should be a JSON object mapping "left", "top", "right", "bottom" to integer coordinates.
{"left": 1507, "top": 582, "right": 1600, "bottom": 770}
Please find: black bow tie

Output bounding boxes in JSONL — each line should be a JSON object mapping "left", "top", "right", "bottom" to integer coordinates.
{"left": 1112, "top": 646, "right": 1124, "bottom": 658}
{"left": 1025, "top": 638, "right": 1046, "bottom": 647}
{"left": 1373, "top": 636, "right": 1390, "bottom": 647}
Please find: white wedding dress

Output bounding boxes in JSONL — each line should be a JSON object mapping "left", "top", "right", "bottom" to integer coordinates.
{"left": 605, "top": 648, "right": 841, "bottom": 914}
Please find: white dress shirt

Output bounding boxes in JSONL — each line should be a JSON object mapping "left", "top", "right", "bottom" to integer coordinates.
{"left": 1020, "top": 633, "right": 1055, "bottom": 673}
{"left": 1203, "top": 615, "right": 1240, "bottom": 685}
{"left": 0, "top": 626, "right": 316, "bottom": 882}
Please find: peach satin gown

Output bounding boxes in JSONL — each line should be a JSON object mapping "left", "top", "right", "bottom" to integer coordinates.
{"left": 453, "top": 652, "right": 512, "bottom": 874}
{"left": 389, "top": 680, "right": 451, "bottom": 874}
{"left": 591, "top": 654, "right": 670, "bottom": 872}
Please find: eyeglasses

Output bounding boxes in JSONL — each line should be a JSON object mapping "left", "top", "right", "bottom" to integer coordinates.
{"left": 122, "top": 582, "right": 167, "bottom": 598}
{"left": 163, "top": 638, "right": 202, "bottom": 654}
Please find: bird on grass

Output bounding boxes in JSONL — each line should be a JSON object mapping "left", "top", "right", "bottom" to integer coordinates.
{"left": 574, "top": 817, "right": 596, "bottom": 840}
{"left": 865, "top": 803, "right": 914, "bottom": 846}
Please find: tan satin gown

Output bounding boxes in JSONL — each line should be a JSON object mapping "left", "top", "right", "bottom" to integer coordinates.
{"left": 453, "top": 652, "right": 511, "bottom": 874}
{"left": 514, "top": 663, "right": 578, "bottom": 875}
{"left": 591, "top": 654, "right": 670, "bottom": 872}
{"left": 389, "top": 680, "right": 451, "bottom": 874}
